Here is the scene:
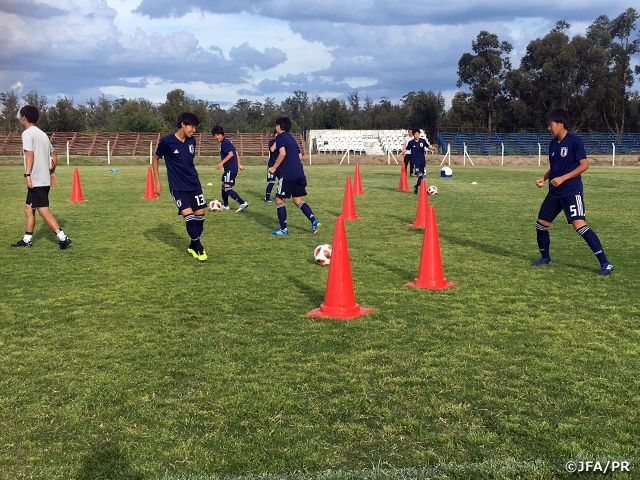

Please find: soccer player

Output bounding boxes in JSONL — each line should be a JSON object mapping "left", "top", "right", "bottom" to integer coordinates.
{"left": 265, "top": 130, "right": 278, "bottom": 203}
{"left": 402, "top": 129, "right": 414, "bottom": 176}
{"left": 399, "top": 128, "right": 430, "bottom": 194}
{"left": 12, "top": 105, "right": 72, "bottom": 250}
{"left": 531, "top": 108, "right": 613, "bottom": 275}
{"left": 268, "top": 116, "right": 321, "bottom": 236}
{"left": 152, "top": 112, "right": 208, "bottom": 262}
{"left": 211, "top": 126, "right": 248, "bottom": 213}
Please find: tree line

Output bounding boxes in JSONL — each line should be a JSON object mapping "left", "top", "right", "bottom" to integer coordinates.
{"left": 0, "top": 8, "right": 638, "bottom": 136}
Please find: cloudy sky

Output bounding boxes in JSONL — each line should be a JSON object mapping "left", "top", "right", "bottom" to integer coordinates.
{"left": 0, "top": 0, "right": 637, "bottom": 108}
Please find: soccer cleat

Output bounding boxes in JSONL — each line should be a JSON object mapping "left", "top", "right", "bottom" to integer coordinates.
{"left": 11, "top": 239, "right": 32, "bottom": 247}
{"left": 220, "top": 205, "right": 230, "bottom": 211}
{"left": 58, "top": 238, "right": 72, "bottom": 250}
{"left": 236, "top": 202, "right": 249, "bottom": 213}
{"left": 530, "top": 257, "right": 551, "bottom": 266}
{"left": 196, "top": 248, "right": 208, "bottom": 262}
{"left": 264, "top": 199, "right": 273, "bottom": 203}
{"left": 187, "top": 247, "right": 198, "bottom": 259}
{"left": 270, "top": 228, "right": 289, "bottom": 235}
{"left": 599, "top": 262, "right": 614, "bottom": 276}
{"left": 311, "top": 219, "right": 321, "bottom": 235}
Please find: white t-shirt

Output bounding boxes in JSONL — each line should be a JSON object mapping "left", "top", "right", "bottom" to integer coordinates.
{"left": 403, "top": 135, "right": 412, "bottom": 155}
{"left": 22, "top": 125, "right": 54, "bottom": 187}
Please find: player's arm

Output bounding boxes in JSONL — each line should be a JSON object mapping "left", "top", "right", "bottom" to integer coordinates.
{"left": 535, "top": 169, "right": 550, "bottom": 188}
{"left": 237, "top": 151, "right": 244, "bottom": 171}
{"left": 269, "top": 146, "right": 286, "bottom": 174}
{"left": 152, "top": 154, "right": 162, "bottom": 195}
{"left": 24, "top": 150, "right": 34, "bottom": 188}
{"left": 399, "top": 143, "right": 407, "bottom": 156}
{"left": 550, "top": 159, "right": 588, "bottom": 187}
{"left": 216, "top": 150, "right": 235, "bottom": 170}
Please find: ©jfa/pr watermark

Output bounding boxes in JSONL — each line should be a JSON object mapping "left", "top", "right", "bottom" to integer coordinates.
{"left": 565, "top": 460, "right": 630, "bottom": 474}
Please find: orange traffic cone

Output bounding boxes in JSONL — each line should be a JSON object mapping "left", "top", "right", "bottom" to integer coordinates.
{"left": 405, "top": 206, "right": 456, "bottom": 290}
{"left": 398, "top": 163, "right": 409, "bottom": 191}
{"left": 69, "top": 167, "right": 85, "bottom": 202}
{"left": 142, "top": 166, "right": 158, "bottom": 199}
{"left": 353, "top": 164, "right": 364, "bottom": 194}
{"left": 308, "top": 216, "right": 374, "bottom": 319}
{"left": 408, "top": 180, "right": 429, "bottom": 227}
{"left": 340, "top": 176, "right": 358, "bottom": 220}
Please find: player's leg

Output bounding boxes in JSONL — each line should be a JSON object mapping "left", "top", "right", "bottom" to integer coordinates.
{"left": 531, "top": 196, "right": 561, "bottom": 266}
{"left": 565, "top": 194, "right": 612, "bottom": 275}
{"left": 265, "top": 170, "right": 275, "bottom": 202}
{"left": 403, "top": 155, "right": 410, "bottom": 175}
{"left": 12, "top": 200, "right": 36, "bottom": 247}
{"left": 174, "top": 191, "right": 206, "bottom": 261}
{"left": 32, "top": 187, "right": 71, "bottom": 249}
{"left": 271, "top": 178, "right": 289, "bottom": 235}
{"left": 222, "top": 171, "right": 247, "bottom": 212}
{"left": 413, "top": 164, "right": 425, "bottom": 194}
{"left": 291, "top": 178, "right": 320, "bottom": 234}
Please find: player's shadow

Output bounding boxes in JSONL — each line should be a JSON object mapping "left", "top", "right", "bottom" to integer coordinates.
{"left": 286, "top": 274, "right": 324, "bottom": 307}
{"left": 75, "top": 440, "right": 143, "bottom": 480}
{"left": 243, "top": 210, "right": 276, "bottom": 229}
{"left": 439, "top": 232, "right": 530, "bottom": 260}
{"left": 144, "top": 222, "right": 184, "bottom": 250}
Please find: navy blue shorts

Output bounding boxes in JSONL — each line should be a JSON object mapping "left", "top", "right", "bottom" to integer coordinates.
{"left": 222, "top": 170, "right": 237, "bottom": 187}
{"left": 538, "top": 192, "right": 586, "bottom": 224}
{"left": 26, "top": 186, "right": 50, "bottom": 209}
{"left": 171, "top": 189, "right": 207, "bottom": 214}
{"left": 276, "top": 177, "right": 307, "bottom": 199}
{"left": 266, "top": 168, "right": 276, "bottom": 183}
{"left": 413, "top": 163, "right": 426, "bottom": 176}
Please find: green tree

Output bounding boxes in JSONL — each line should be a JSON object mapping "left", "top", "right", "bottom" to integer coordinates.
{"left": 108, "top": 100, "right": 165, "bottom": 132}
{"left": 311, "top": 97, "right": 349, "bottom": 129}
{"left": 160, "top": 89, "right": 192, "bottom": 129}
{"left": 0, "top": 90, "right": 20, "bottom": 132}
{"left": 457, "top": 31, "right": 513, "bottom": 132}
{"left": 402, "top": 90, "right": 445, "bottom": 138}
{"left": 281, "top": 91, "right": 311, "bottom": 132}
{"left": 41, "top": 96, "right": 85, "bottom": 132}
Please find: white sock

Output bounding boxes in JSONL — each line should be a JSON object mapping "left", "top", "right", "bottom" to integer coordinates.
{"left": 55, "top": 229, "right": 67, "bottom": 241}
{"left": 23, "top": 234, "right": 33, "bottom": 243}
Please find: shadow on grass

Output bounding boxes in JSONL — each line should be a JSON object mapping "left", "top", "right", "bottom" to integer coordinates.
{"left": 372, "top": 258, "right": 415, "bottom": 281}
{"left": 144, "top": 222, "right": 183, "bottom": 250}
{"left": 243, "top": 209, "right": 276, "bottom": 230}
{"left": 75, "top": 440, "right": 143, "bottom": 480}
{"left": 286, "top": 274, "right": 324, "bottom": 307}
{"left": 439, "top": 231, "right": 531, "bottom": 260}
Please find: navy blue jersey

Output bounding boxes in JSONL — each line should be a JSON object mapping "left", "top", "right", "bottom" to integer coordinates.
{"left": 219, "top": 137, "right": 238, "bottom": 172}
{"left": 548, "top": 132, "right": 586, "bottom": 198}
{"left": 156, "top": 133, "right": 201, "bottom": 191}
{"left": 268, "top": 138, "right": 277, "bottom": 167}
{"left": 408, "top": 139, "right": 429, "bottom": 165}
{"left": 275, "top": 132, "right": 304, "bottom": 179}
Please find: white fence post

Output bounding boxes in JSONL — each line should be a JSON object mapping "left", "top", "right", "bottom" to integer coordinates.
{"left": 107, "top": 141, "right": 111, "bottom": 165}
{"left": 66, "top": 141, "right": 70, "bottom": 165}
{"left": 501, "top": 143, "right": 504, "bottom": 166}
{"left": 150, "top": 142, "right": 153, "bottom": 165}
{"left": 538, "top": 143, "right": 541, "bottom": 167}
{"left": 612, "top": 143, "right": 615, "bottom": 166}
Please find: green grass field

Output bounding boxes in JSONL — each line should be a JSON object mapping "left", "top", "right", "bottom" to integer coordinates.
{"left": 1, "top": 161, "right": 639, "bottom": 480}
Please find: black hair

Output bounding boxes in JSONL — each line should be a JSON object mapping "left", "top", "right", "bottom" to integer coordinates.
{"left": 20, "top": 105, "right": 39, "bottom": 124}
{"left": 413, "top": 128, "right": 420, "bottom": 134}
{"left": 275, "top": 116, "right": 291, "bottom": 132}
{"left": 176, "top": 112, "right": 200, "bottom": 128}
{"left": 545, "top": 108, "right": 570, "bottom": 128}
{"left": 211, "top": 125, "right": 225, "bottom": 136}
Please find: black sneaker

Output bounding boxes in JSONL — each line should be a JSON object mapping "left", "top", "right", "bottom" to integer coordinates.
{"left": 11, "top": 239, "right": 32, "bottom": 247}
{"left": 58, "top": 237, "right": 72, "bottom": 250}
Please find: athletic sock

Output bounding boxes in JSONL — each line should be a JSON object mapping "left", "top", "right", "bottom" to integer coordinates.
{"left": 54, "top": 229, "right": 67, "bottom": 241}
{"left": 536, "top": 221, "right": 551, "bottom": 259}
{"left": 266, "top": 182, "right": 274, "bottom": 200}
{"left": 276, "top": 203, "right": 287, "bottom": 230}
{"left": 23, "top": 232, "right": 33, "bottom": 243}
{"left": 297, "top": 201, "right": 316, "bottom": 223}
{"left": 194, "top": 215, "right": 205, "bottom": 249}
{"left": 184, "top": 214, "right": 200, "bottom": 248}
{"left": 577, "top": 225, "right": 608, "bottom": 265}
{"left": 226, "top": 188, "right": 244, "bottom": 204}
{"left": 221, "top": 188, "right": 229, "bottom": 206}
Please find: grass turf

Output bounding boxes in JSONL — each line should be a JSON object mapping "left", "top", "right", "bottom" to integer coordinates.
{"left": 0, "top": 161, "right": 639, "bottom": 479}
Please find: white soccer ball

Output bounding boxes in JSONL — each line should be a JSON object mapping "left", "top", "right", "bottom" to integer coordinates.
{"left": 209, "top": 199, "right": 222, "bottom": 212}
{"left": 49, "top": 156, "right": 55, "bottom": 171}
{"left": 427, "top": 185, "right": 438, "bottom": 195}
{"left": 314, "top": 244, "right": 332, "bottom": 265}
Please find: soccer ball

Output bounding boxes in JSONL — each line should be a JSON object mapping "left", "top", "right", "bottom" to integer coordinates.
{"left": 209, "top": 199, "right": 222, "bottom": 212}
{"left": 427, "top": 185, "right": 438, "bottom": 195}
{"left": 49, "top": 156, "right": 56, "bottom": 172}
{"left": 314, "top": 244, "right": 332, "bottom": 265}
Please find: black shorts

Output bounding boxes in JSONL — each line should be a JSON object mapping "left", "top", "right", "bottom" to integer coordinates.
{"left": 171, "top": 189, "right": 207, "bottom": 214}
{"left": 26, "top": 186, "right": 50, "bottom": 209}
{"left": 404, "top": 154, "right": 412, "bottom": 166}
{"left": 413, "top": 163, "right": 426, "bottom": 176}
{"left": 266, "top": 167, "right": 276, "bottom": 183}
{"left": 222, "top": 170, "right": 237, "bottom": 187}
{"left": 538, "top": 192, "right": 586, "bottom": 224}
{"left": 276, "top": 177, "right": 307, "bottom": 199}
